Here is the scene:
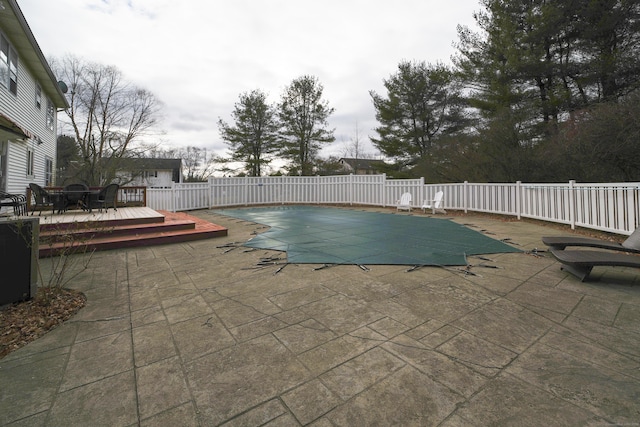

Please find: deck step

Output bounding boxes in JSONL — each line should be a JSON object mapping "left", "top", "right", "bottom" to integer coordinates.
{"left": 40, "top": 219, "right": 196, "bottom": 242}
{"left": 39, "top": 213, "right": 165, "bottom": 232}
{"left": 39, "top": 210, "right": 227, "bottom": 257}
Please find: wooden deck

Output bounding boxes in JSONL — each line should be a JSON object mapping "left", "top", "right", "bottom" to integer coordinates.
{"left": 33, "top": 207, "right": 228, "bottom": 257}
{"left": 34, "top": 206, "right": 165, "bottom": 226}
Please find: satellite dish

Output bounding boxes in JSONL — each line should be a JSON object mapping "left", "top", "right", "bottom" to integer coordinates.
{"left": 58, "top": 81, "right": 68, "bottom": 94}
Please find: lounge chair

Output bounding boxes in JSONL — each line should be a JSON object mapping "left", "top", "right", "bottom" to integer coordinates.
{"left": 422, "top": 191, "right": 446, "bottom": 214}
{"left": 550, "top": 248, "right": 640, "bottom": 281}
{"left": 542, "top": 227, "right": 640, "bottom": 254}
{"left": 396, "top": 192, "right": 412, "bottom": 211}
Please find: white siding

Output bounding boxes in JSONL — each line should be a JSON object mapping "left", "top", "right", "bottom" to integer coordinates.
{"left": 117, "top": 170, "right": 176, "bottom": 188}
{"left": 0, "top": 29, "right": 59, "bottom": 195}
{"left": 139, "top": 170, "right": 174, "bottom": 188}
{"left": 127, "top": 169, "right": 173, "bottom": 188}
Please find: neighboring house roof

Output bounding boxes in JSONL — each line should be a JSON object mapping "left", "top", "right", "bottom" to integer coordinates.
{"left": 0, "top": 0, "right": 68, "bottom": 109}
{"left": 340, "top": 158, "right": 386, "bottom": 172}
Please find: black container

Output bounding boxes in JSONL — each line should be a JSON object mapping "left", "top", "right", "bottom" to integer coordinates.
{"left": 0, "top": 218, "right": 39, "bottom": 306}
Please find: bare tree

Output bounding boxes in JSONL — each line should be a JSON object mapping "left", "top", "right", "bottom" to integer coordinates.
{"left": 180, "top": 146, "right": 218, "bottom": 182}
{"left": 340, "top": 122, "right": 373, "bottom": 160}
{"left": 53, "top": 55, "right": 162, "bottom": 186}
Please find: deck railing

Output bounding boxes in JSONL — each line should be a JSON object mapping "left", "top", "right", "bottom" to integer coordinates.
{"left": 24, "top": 186, "right": 147, "bottom": 213}
{"left": 145, "top": 175, "right": 640, "bottom": 235}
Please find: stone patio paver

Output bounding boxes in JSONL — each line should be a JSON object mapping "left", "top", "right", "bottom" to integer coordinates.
{"left": 1, "top": 207, "right": 639, "bottom": 426}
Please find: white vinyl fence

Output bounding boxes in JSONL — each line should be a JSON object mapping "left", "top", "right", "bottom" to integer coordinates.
{"left": 146, "top": 175, "right": 640, "bottom": 235}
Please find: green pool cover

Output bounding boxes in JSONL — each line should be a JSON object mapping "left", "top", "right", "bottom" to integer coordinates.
{"left": 219, "top": 206, "right": 520, "bottom": 266}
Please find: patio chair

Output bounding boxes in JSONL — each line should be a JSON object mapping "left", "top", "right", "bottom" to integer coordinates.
{"left": 542, "top": 227, "right": 640, "bottom": 254}
{"left": 91, "top": 183, "right": 119, "bottom": 212}
{"left": 29, "top": 183, "right": 65, "bottom": 215}
{"left": 421, "top": 191, "right": 446, "bottom": 214}
{"left": 550, "top": 248, "right": 640, "bottom": 281}
{"left": 0, "top": 190, "right": 27, "bottom": 216}
{"left": 396, "top": 192, "right": 412, "bottom": 211}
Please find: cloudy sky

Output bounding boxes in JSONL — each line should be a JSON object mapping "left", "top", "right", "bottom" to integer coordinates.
{"left": 18, "top": 0, "right": 481, "bottom": 162}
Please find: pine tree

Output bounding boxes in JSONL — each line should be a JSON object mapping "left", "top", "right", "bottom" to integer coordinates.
{"left": 218, "top": 90, "right": 279, "bottom": 177}
{"left": 370, "top": 61, "right": 466, "bottom": 165}
{"left": 277, "top": 75, "right": 335, "bottom": 176}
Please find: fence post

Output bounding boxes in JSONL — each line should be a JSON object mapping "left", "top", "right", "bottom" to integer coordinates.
{"left": 207, "top": 176, "right": 213, "bottom": 209}
{"left": 382, "top": 173, "right": 387, "bottom": 207}
{"left": 281, "top": 176, "right": 284, "bottom": 205}
{"left": 463, "top": 181, "right": 468, "bottom": 214}
{"left": 569, "top": 179, "right": 576, "bottom": 230}
{"left": 349, "top": 174, "right": 354, "bottom": 206}
{"left": 516, "top": 181, "right": 521, "bottom": 220}
{"left": 244, "top": 177, "right": 248, "bottom": 206}
{"left": 170, "top": 182, "right": 176, "bottom": 212}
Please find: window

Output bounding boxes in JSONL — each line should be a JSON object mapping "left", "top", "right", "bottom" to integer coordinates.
{"left": 46, "top": 100, "right": 54, "bottom": 131}
{"left": 0, "top": 33, "right": 18, "bottom": 95}
{"left": 26, "top": 148, "right": 34, "bottom": 177}
{"left": 45, "top": 157, "right": 53, "bottom": 186}
{"left": 35, "top": 84, "right": 42, "bottom": 109}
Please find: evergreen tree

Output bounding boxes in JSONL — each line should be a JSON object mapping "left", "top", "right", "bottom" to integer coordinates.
{"left": 278, "top": 75, "right": 335, "bottom": 176}
{"left": 455, "top": 0, "right": 640, "bottom": 133}
{"left": 576, "top": 0, "right": 640, "bottom": 102}
{"left": 218, "top": 90, "right": 279, "bottom": 176}
{"left": 56, "top": 134, "right": 80, "bottom": 170}
{"left": 56, "top": 134, "right": 80, "bottom": 184}
{"left": 452, "top": 0, "right": 640, "bottom": 181}
{"left": 370, "top": 61, "right": 466, "bottom": 167}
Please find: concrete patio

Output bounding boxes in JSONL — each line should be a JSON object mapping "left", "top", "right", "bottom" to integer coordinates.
{"left": 1, "top": 207, "right": 639, "bottom": 426}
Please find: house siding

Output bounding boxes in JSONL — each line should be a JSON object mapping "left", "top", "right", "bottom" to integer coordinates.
{"left": 112, "top": 158, "right": 183, "bottom": 188}
{"left": 118, "top": 170, "right": 176, "bottom": 188}
{"left": 339, "top": 158, "right": 386, "bottom": 175}
{"left": 1, "top": 20, "right": 59, "bottom": 197}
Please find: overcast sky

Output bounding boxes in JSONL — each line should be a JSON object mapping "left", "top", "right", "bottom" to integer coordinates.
{"left": 18, "top": 0, "right": 481, "bottom": 162}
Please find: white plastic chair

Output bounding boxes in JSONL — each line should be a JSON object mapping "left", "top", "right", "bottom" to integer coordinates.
{"left": 396, "top": 192, "right": 412, "bottom": 211}
{"left": 422, "top": 191, "right": 446, "bottom": 214}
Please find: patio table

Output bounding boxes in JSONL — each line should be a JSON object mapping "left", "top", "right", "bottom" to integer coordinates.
{"left": 62, "top": 190, "right": 90, "bottom": 211}
{"left": 63, "top": 190, "right": 102, "bottom": 212}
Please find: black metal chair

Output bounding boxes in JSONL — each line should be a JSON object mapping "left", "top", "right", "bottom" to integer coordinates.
{"left": 91, "top": 183, "right": 119, "bottom": 212}
{"left": 28, "top": 183, "right": 66, "bottom": 215}
{"left": 0, "top": 190, "right": 27, "bottom": 216}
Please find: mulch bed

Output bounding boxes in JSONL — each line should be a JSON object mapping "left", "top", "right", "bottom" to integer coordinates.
{"left": 0, "top": 288, "right": 86, "bottom": 359}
